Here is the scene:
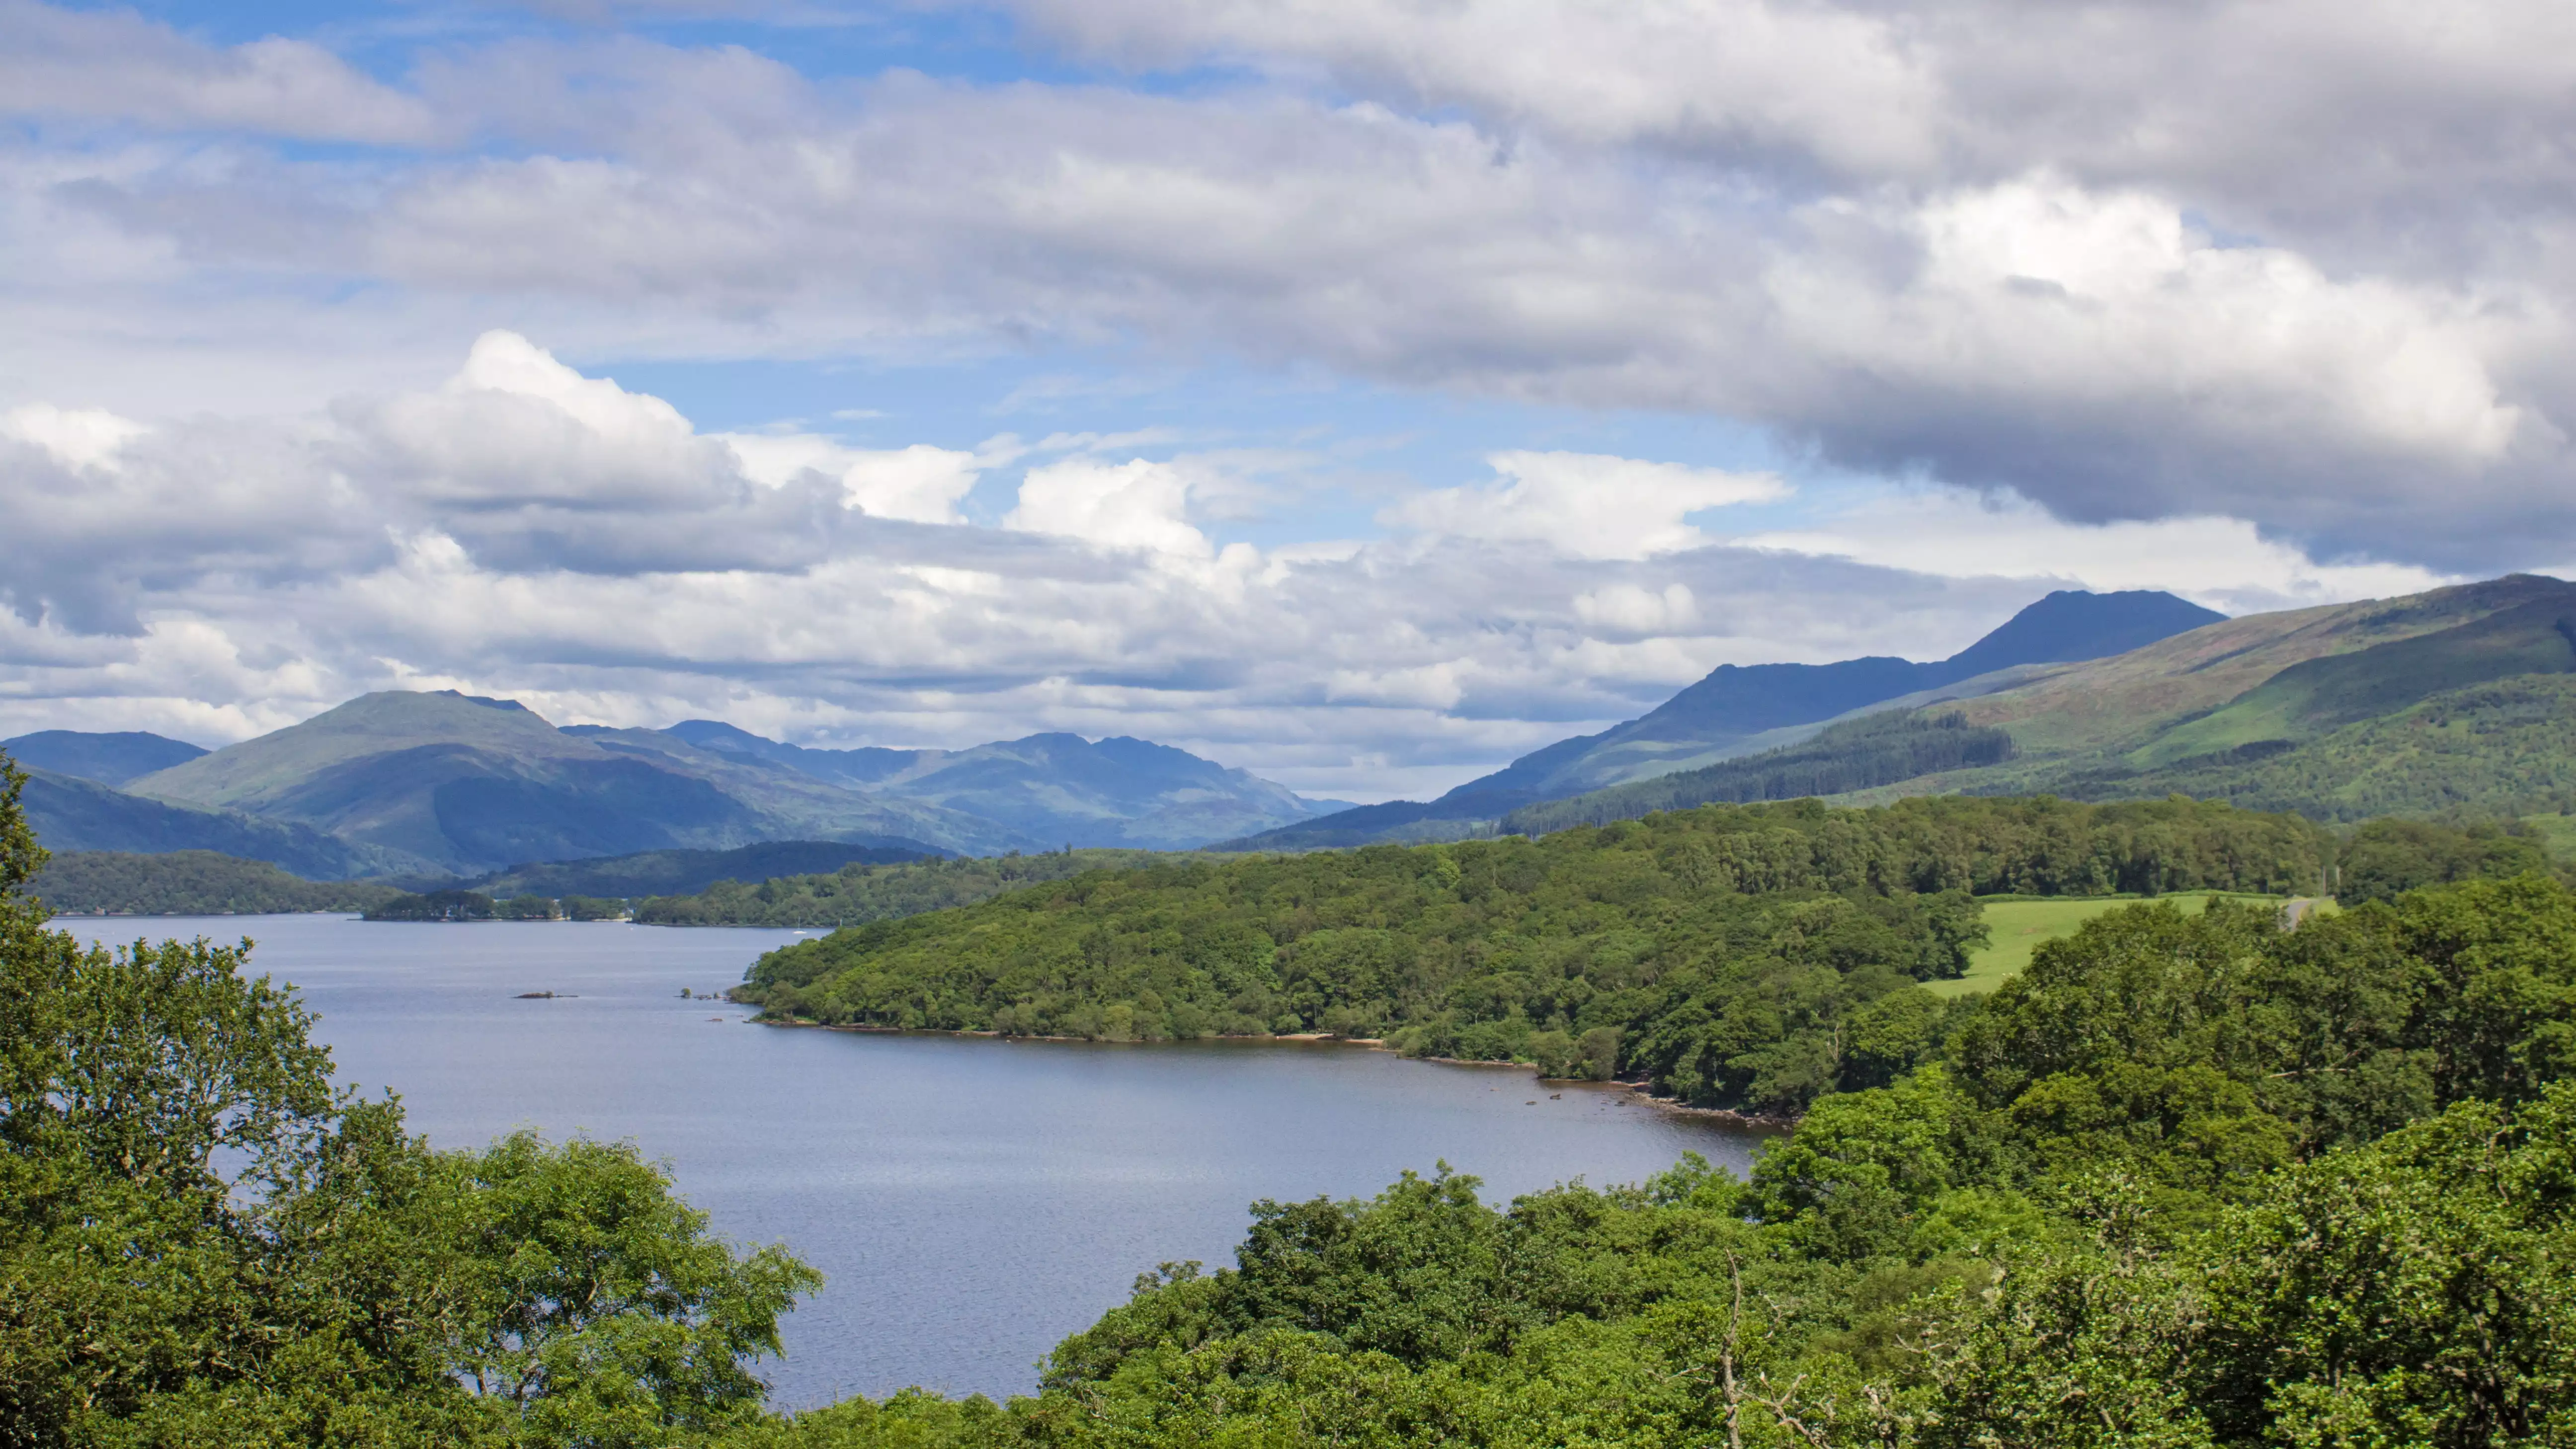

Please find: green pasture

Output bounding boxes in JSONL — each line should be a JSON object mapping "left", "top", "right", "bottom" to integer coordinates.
{"left": 1925, "top": 890, "right": 2309, "bottom": 998}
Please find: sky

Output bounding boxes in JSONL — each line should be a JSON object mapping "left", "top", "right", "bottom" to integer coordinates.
{"left": 0, "top": 0, "right": 2564, "bottom": 802}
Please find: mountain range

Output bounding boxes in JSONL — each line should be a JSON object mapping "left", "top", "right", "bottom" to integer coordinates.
{"left": 1224, "top": 588, "right": 2227, "bottom": 849}
{"left": 4, "top": 694, "right": 1344, "bottom": 878}
{"left": 10, "top": 575, "right": 2571, "bottom": 883}
{"left": 1504, "top": 573, "right": 2576, "bottom": 834}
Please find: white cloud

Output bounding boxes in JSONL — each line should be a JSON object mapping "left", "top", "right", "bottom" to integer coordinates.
{"left": 0, "top": 403, "right": 148, "bottom": 471}
{"left": 1736, "top": 487, "right": 2457, "bottom": 615}
{"left": 724, "top": 435, "right": 983, "bottom": 524}
{"left": 1574, "top": 582, "right": 1698, "bottom": 634}
{"left": 1005, "top": 458, "right": 1212, "bottom": 558}
{"left": 1388, "top": 451, "right": 1786, "bottom": 560}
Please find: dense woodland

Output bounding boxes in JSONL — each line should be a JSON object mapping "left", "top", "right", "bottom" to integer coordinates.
{"left": 27, "top": 849, "right": 402, "bottom": 915}
{"left": 743, "top": 797, "right": 2334, "bottom": 1112}
{"left": 636, "top": 849, "right": 1170, "bottom": 927}
{"left": 11, "top": 744, "right": 2576, "bottom": 1447}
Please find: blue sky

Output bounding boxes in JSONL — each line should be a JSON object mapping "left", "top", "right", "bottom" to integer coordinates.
{"left": 1, "top": 0, "right": 2560, "bottom": 797}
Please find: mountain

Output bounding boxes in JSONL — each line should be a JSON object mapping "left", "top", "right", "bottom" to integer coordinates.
{"left": 1226, "top": 588, "right": 2224, "bottom": 849}
{"left": 30, "top": 689, "right": 1333, "bottom": 877}
{"left": 122, "top": 691, "right": 1012, "bottom": 876}
{"left": 3, "top": 730, "right": 208, "bottom": 787}
{"left": 661, "top": 721, "right": 1338, "bottom": 849}
{"left": 15, "top": 767, "right": 396, "bottom": 879}
{"left": 1511, "top": 573, "right": 2576, "bottom": 830}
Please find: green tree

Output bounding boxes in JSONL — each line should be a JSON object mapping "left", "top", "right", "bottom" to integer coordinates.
{"left": 0, "top": 749, "right": 821, "bottom": 1448}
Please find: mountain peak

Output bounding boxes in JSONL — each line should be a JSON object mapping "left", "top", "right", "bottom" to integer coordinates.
{"left": 1940, "top": 589, "right": 2226, "bottom": 679}
{"left": 0, "top": 729, "right": 210, "bottom": 788}
{"left": 430, "top": 689, "right": 533, "bottom": 714}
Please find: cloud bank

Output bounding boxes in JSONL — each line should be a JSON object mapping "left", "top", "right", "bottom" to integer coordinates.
{"left": 1, "top": 0, "right": 2559, "bottom": 792}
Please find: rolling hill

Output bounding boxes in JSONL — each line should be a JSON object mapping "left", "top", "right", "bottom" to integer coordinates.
{"left": 121, "top": 691, "right": 996, "bottom": 876}
{"left": 660, "top": 722, "right": 1338, "bottom": 849}
{"left": 10, "top": 689, "right": 1341, "bottom": 880}
{"left": 15, "top": 766, "right": 401, "bottom": 879}
{"left": 1225, "top": 587, "right": 2223, "bottom": 849}
{"left": 1, "top": 729, "right": 208, "bottom": 787}
{"left": 1517, "top": 574, "right": 2576, "bottom": 830}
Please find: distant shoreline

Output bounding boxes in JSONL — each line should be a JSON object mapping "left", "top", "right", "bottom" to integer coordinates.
{"left": 750, "top": 1016, "right": 1794, "bottom": 1129}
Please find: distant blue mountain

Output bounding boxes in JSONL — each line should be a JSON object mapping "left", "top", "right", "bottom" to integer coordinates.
{"left": 466, "top": 839, "right": 941, "bottom": 899}
{"left": 4, "top": 729, "right": 208, "bottom": 787}
{"left": 1223, "top": 588, "right": 2227, "bottom": 850}
{"left": 16, "top": 767, "right": 392, "bottom": 879}
{"left": 8, "top": 692, "right": 1338, "bottom": 877}
{"left": 661, "top": 722, "right": 1337, "bottom": 850}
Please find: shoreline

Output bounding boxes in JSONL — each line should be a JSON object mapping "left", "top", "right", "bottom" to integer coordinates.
{"left": 748, "top": 1016, "right": 1796, "bottom": 1130}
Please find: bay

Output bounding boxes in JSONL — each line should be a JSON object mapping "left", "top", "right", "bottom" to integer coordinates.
{"left": 58, "top": 913, "right": 1764, "bottom": 1408}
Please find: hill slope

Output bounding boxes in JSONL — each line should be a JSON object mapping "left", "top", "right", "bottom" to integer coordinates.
{"left": 27, "top": 851, "right": 404, "bottom": 915}
{"left": 1, "top": 730, "right": 208, "bottom": 787}
{"left": 665, "top": 722, "right": 1332, "bottom": 849}
{"left": 14, "top": 766, "right": 397, "bottom": 879}
{"left": 1519, "top": 574, "right": 2576, "bottom": 830}
{"left": 467, "top": 840, "right": 939, "bottom": 900}
{"left": 1227, "top": 588, "right": 2221, "bottom": 849}
{"left": 126, "top": 691, "right": 1013, "bottom": 875}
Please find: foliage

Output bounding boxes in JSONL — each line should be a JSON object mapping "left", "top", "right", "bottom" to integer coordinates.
{"left": 776, "top": 874, "right": 2576, "bottom": 1449}
{"left": 1503, "top": 710, "right": 2017, "bottom": 834}
{"left": 741, "top": 797, "right": 2326, "bottom": 1113}
{"left": 24, "top": 849, "right": 406, "bottom": 915}
{"left": 0, "top": 759, "right": 823, "bottom": 1447}
{"left": 637, "top": 849, "right": 1173, "bottom": 928}
{"left": 471, "top": 842, "right": 937, "bottom": 905}
{"left": 2335, "top": 814, "right": 2556, "bottom": 903}
{"left": 368, "top": 888, "right": 502, "bottom": 921}
{"left": 2038, "top": 674, "right": 2576, "bottom": 821}
{"left": 18, "top": 737, "right": 2576, "bottom": 1447}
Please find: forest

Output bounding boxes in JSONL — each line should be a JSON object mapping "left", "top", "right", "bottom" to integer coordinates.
{"left": 10, "top": 742, "right": 2575, "bottom": 1447}
{"left": 635, "top": 848, "right": 1168, "bottom": 928}
{"left": 741, "top": 796, "right": 2336, "bottom": 1113}
{"left": 26, "top": 848, "right": 403, "bottom": 915}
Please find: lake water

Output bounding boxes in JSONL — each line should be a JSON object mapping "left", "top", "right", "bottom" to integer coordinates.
{"left": 58, "top": 913, "right": 1763, "bottom": 1408}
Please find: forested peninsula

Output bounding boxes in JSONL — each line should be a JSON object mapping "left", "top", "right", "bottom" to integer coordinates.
{"left": 16, "top": 741, "right": 2576, "bottom": 1446}
{"left": 741, "top": 797, "right": 2335, "bottom": 1112}
{"left": 636, "top": 848, "right": 1170, "bottom": 927}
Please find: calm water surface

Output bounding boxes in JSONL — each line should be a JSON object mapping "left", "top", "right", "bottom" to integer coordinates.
{"left": 62, "top": 913, "right": 1762, "bottom": 1407}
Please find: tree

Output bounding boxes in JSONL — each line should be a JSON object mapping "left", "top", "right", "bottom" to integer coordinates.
{"left": 0, "top": 749, "right": 821, "bottom": 1447}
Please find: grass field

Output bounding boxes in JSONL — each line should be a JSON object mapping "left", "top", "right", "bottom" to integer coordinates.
{"left": 2524, "top": 813, "right": 2576, "bottom": 862}
{"left": 1923, "top": 891, "right": 2294, "bottom": 998}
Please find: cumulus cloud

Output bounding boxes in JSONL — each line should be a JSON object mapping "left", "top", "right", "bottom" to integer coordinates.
{"left": 1005, "top": 458, "right": 1215, "bottom": 558}
{"left": 724, "top": 436, "right": 984, "bottom": 524}
{"left": 0, "top": 333, "right": 2092, "bottom": 797}
{"left": 1735, "top": 488, "right": 2457, "bottom": 617}
{"left": 2, "top": 0, "right": 2566, "bottom": 792}
{"left": 1388, "top": 452, "right": 1786, "bottom": 560}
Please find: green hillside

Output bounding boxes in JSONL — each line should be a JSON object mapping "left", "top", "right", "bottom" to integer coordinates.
{"left": 123, "top": 690, "right": 1015, "bottom": 874}
{"left": 469, "top": 840, "right": 936, "bottom": 901}
{"left": 2049, "top": 674, "right": 2576, "bottom": 818}
{"left": 1502, "top": 711, "right": 2014, "bottom": 834}
{"left": 637, "top": 848, "right": 1172, "bottom": 927}
{"left": 741, "top": 795, "right": 2328, "bottom": 1115}
{"left": 28, "top": 850, "right": 405, "bottom": 915}
{"left": 1510, "top": 575, "right": 2576, "bottom": 831}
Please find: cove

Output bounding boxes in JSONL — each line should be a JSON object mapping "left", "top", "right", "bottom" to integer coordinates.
{"left": 57, "top": 913, "right": 1766, "bottom": 1407}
